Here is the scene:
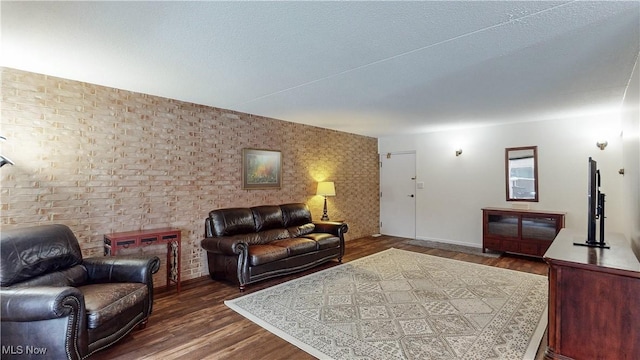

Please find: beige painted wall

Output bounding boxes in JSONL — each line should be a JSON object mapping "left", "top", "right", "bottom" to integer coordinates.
{"left": 0, "top": 67, "right": 380, "bottom": 283}
{"left": 379, "top": 114, "right": 628, "bottom": 248}
{"left": 621, "top": 54, "right": 640, "bottom": 255}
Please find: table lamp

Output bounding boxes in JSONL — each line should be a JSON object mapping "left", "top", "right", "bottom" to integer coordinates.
{"left": 316, "top": 181, "right": 336, "bottom": 221}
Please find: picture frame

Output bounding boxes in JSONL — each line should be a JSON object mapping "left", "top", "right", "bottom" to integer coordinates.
{"left": 242, "top": 148, "right": 282, "bottom": 189}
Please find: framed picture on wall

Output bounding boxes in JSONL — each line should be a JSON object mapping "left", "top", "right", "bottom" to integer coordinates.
{"left": 242, "top": 148, "right": 282, "bottom": 189}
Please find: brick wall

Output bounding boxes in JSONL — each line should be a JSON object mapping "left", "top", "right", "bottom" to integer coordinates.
{"left": 0, "top": 67, "right": 380, "bottom": 282}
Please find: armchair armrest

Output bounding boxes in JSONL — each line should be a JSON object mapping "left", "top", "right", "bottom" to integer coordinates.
{"left": 313, "top": 221, "right": 349, "bottom": 238}
{"left": 83, "top": 255, "right": 160, "bottom": 284}
{"left": 1, "top": 287, "right": 87, "bottom": 359}
{"left": 1, "top": 287, "right": 84, "bottom": 322}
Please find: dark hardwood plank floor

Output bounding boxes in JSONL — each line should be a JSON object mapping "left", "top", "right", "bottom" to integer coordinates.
{"left": 92, "top": 235, "right": 548, "bottom": 360}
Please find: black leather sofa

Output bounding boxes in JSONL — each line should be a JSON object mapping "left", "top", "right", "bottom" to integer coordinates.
{"left": 201, "top": 203, "right": 348, "bottom": 291}
{"left": 0, "top": 224, "right": 160, "bottom": 359}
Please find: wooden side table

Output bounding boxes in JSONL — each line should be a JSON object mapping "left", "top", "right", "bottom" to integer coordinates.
{"left": 104, "top": 228, "right": 181, "bottom": 293}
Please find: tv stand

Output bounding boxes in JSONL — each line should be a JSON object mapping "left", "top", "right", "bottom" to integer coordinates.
{"left": 482, "top": 207, "right": 565, "bottom": 257}
{"left": 544, "top": 229, "right": 640, "bottom": 359}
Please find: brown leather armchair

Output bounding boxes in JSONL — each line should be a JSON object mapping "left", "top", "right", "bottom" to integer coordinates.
{"left": 0, "top": 224, "right": 160, "bottom": 359}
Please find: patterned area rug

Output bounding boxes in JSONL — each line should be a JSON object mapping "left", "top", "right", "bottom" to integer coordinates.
{"left": 225, "top": 248, "right": 547, "bottom": 360}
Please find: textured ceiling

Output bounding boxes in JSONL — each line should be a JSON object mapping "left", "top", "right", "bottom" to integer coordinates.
{"left": 2, "top": 1, "right": 639, "bottom": 138}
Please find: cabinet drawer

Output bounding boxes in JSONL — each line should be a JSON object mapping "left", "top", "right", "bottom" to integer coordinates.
{"left": 520, "top": 242, "right": 539, "bottom": 255}
{"left": 502, "top": 241, "right": 520, "bottom": 252}
{"left": 140, "top": 235, "right": 160, "bottom": 245}
{"left": 115, "top": 238, "right": 138, "bottom": 247}
{"left": 161, "top": 233, "right": 179, "bottom": 242}
{"left": 484, "top": 238, "right": 501, "bottom": 249}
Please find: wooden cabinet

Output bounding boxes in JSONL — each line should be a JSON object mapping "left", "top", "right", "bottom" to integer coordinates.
{"left": 482, "top": 207, "right": 565, "bottom": 257}
{"left": 104, "top": 228, "right": 181, "bottom": 293}
{"left": 544, "top": 229, "right": 640, "bottom": 359}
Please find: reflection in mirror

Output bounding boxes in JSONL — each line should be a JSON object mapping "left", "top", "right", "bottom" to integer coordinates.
{"left": 505, "top": 146, "right": 538, "bottom": 202}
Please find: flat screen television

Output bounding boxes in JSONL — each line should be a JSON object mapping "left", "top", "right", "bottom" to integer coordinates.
{"left": 576, "top": 157, "right": 608, "bottom": 248}
{"left": 587, "top": 157, "right": 598, "bottom": 243}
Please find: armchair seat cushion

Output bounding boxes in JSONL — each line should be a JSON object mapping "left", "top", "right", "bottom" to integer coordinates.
{"left": 79, "top": 283, "right": 148, "bottom": 329}
{"left": 248, "top": 245, "right": 289, "bottom": 266}
{"left": 271, "top": 238, "right": 318, "bottom": 255}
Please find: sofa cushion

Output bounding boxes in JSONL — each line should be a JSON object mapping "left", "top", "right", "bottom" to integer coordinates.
{"left": 301, "top": 233, "right": 341, "bottom": 250}
{"left": 208, "top": 208, "right": 256, "bottom": 236}
{"left": 248, "top": 245, "right": 289, "bottom": 266}
{"left": 0, "top": 224, "right": 84, "bottom": 287}
{"left": 280, "top": 203, "right": 313, "bottom": 227}
{"left": 256, "top": 228, "right": 291, "bottom": 244}
{"left": 271, "top": 238, "right": 318, "bottom": 256}
{"left": 251, "top": 206, "right": 284, "bottom": 231}
{"left": 287, "top": 223, "right": 315, "bottom": 237}
{"left": 79, "top": 282, "right": 148, "bottom": 329}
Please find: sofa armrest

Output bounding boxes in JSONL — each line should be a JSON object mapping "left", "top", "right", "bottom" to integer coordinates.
{"left": 1, "top": 287, "right": 85, "bottom": 322}
{"left": 201, "top": 236, "right": 249, "bottom": 256}
{"left": 313, "top": 221, "right": 349, "bottom": 238}
{"left": 83, "top": 255, "right": 160, "bottom": 284}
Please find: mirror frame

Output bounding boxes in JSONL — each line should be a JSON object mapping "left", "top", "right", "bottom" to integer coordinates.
{"left": 505, "top": 146, "right": 539, "bottom": 202}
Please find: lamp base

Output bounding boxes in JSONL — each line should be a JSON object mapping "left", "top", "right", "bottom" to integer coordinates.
{"left": 321, "top": 197, "right": 330, "bottom": 221}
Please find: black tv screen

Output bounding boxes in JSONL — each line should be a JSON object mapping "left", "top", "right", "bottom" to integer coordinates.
{"left": 587, "top": 157, "right": 598, "bottom": 243}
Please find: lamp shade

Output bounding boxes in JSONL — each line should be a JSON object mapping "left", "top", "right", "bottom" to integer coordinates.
{"left": 316, "top": 182, "right": 336, "bottom": 197}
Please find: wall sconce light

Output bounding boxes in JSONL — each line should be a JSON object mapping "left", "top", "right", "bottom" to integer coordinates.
{"left": 596, "top": 141, "right": 608, "bottom": 150}
{"left": 0, "top": 155, "right": 14, "bottom": 168}
{"left": 455, "top": 149, "right": 463, "bottom": 157}
{"left": 0, "top": 135, "right": 14, "bottom": 168}
{"left": 316, "top": 181, "right": 336, "bottom": 221}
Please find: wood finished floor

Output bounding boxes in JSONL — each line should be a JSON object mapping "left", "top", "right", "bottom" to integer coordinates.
{"left": 92, "top": 235, "right": 549, "bottom": 360}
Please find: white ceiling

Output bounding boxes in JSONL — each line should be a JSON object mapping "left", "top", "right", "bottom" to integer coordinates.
{"left": 2, "top": 1, "right": 639, "bottom": 138}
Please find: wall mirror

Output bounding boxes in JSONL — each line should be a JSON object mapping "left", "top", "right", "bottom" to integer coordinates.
{"left": 505, "top": 146, "right": 538, "bottom": 202}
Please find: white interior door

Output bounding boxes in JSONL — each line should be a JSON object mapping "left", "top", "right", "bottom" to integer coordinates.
{"left": 380, "top": 152, "right": 416, "bottom": 238}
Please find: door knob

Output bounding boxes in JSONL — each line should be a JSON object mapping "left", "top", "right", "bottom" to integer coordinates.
{"left": 409, "top": 194, "right": 414, "bottom": 197}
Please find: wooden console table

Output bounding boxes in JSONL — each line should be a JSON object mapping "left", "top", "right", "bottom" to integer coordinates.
{"left": 482, "top": 207, "right": 565, "bottom": 257}
{"left": 544, "top": 229, "right": 640, "bottom": 359}
{"left": 104, "top": 228, "right": 181, "bottom": 293}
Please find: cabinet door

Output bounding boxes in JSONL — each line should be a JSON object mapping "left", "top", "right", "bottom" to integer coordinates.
{"left": 486, "top": 213, "right": 519, "bottom": 239}
{"left": 522, "top": 215, "right": 559, "bottom": 241}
